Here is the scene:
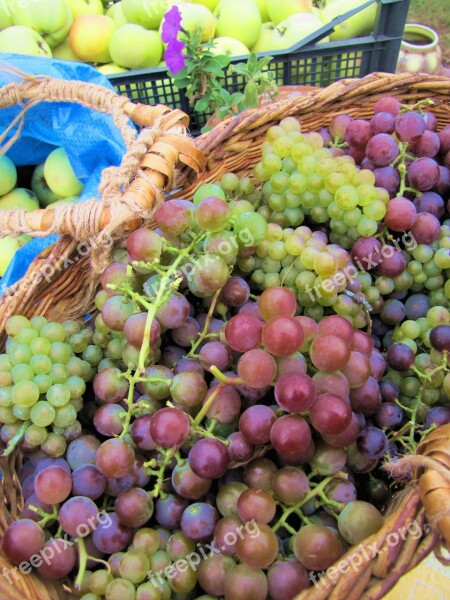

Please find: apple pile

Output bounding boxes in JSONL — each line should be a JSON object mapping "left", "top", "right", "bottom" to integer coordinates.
{"left": 0, "top": 0, "right": 378, "bottom": 76}
{"left": 0, "top": 148, "right": 83, "bottom": 277}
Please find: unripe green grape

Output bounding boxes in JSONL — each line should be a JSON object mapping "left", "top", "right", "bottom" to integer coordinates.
{"left": 300, "top": 246, "right": 321, "bottom": 269}
{"left": 297, "top": 156, "right": 317, "bottom": 176}
{"left": 288, "top": 172, "right": 307, "bottom": 195}
{"left": 425, "top": 275, "right": 444, "bottom": 291}
{"left": 66, "top": 356, "right": 92, "bottom": 381}
{"left": 70, "top": 397, "right": 84, "bottom": 412}
{"left": 270, "top": 172, "right": 289, "bottom": 193}
{"left": 53, "top": 403, "right": 77, "bottom": 428}
{"left": 333, "top": 294, "right": 354, "bottom": 315}
{"left": 193, "top": 183, "right": 226, "bottom": 205}
{"left": 9, "top": 344, "right": 32, "bottom": 366}
{"left": 237, "top": 255, "right": 256, "bottom": 272}
{"left": 300, "top": 191, "right": 317, "bottom": 209}
{"left": 427, "top": 306, "right": 450, "bottom": 326}
{"left": 229, "top": 200, "right": 253, "bottom": 221}
{"left": 295, "top": 271, "right": 316, "bottom": 292}
{"left": 342, "top": 207, "right": 361, "bottom": 227}
{"left": 0, "top": 406, "right": 17, "bottom": 424}
{"left": 429, "top": 289, "right": 447, "bottom": 307}
{"left": 47, "top": 384, "right": 71, "bottom": 407}
{"left": 268, "top": 193, "right": 285, "bottom": 211}
{"left": 11, "top": 380, "right": 40, "bottom": 407}
{"left": 264, "top": 272, "right": 281, "bottom": 288}
{"left": 50, "top": 363, "right": 69, "bottom": 384}
{"left": 251, "top": 270, "right": 265, "bottom": 286}
{"left": 273, "top": 135, "right": 294, "bottom": 157}
{"left": 266, "top": 223, "right": 283, "bottom": 242}
{"left": 268, "top": 241, "right": 287, "bottom": 261}
{"left": 6, "top": 315, "right": 30, "bottom": 337}
{"left": 13, "top": 405, "right": 31, "bottom": 420}
{"left": 413, "top": 272, "right": 427, "bottom": 284}
{"left": 12, "top": 364, "right": 34, "bottom": 383}
{"left": 0, "top": 387, "right": 13, "bottom": 407}
{"left": 30, "top": 401, "right": 55, "bottom": 427}
{"left": 106, "top": 338, "right": 127, "bottom": 360}
{"left": 281, "top": 156, "right": 297, "bottom": 174}
{"left": 284, "top": 208, "right": 304, "bottom": 226}
{"left": 89, "top": 567, "right": 113, "bottom": 594}
{"left": 291, "top": 142, "right": 313, "bottom": 161}
{"left": 285, "top": 234, "right": 305, "bottom": 256}
{"left": 375, "top": 276, "right": 395, "bottom": 295}
{"left": 25, "top": 424, "right": 48, "bottom": 446}
{"left": 327, "top": 201, "right": 345, "bottom": 220}
{"left": 318, "top": 188, "right": 333, "bottom": 207}
{"left": 82, "top": 345, "right": 103, "bottom": 367}
{"left": 433, "top": 248, "right": 450, "bottom": 269}
{"left": 329, "top": 219, "right": 347, "bottom": 235}
{"left": 357, "top": 216, "right": 378, "bottom": 237}
{"left": 261, "top": 257, "right": 281, "bottom": 274}
{"left": 40, "top": 322, "right": 67, "bottom": 343}
{"left": 308, "top": 173, "right": 324, "bottom": 193}
{"left": 313, "top": 253, "right": 337, "bottom": 277}
{"left": 413, "top": 244, "right": 434, "bottom": 263}
{"left": 365, "top": 286, "right": 380, "bottom": 304}
{"left": 304, "top": 305, "right": 324, "bottom": 321}
{"left": 346, "top": 226, "right": 359, "bottom": 241}
{"left": 29, "top": 315, "right": 47, "bottom": 332}
{"left": 15, "top": 327, "right": 38, "bottom": 345}
{"left": 220, "top": 172, "right": 240, "bottom": 192}
{"left": 253, "top": 162, "right": 270, "bottom": 182}
{"left": 400, "top": 320, "right": 421, "bottom": 339}
{"left": 280, "top": 266, "right": 297, "bottom": 287}
{"left": 356, "top": 183, "right": 378, "bottom": 206}
{"left": 30, "top": 354, "right": 52, "bottom": 376}
{"left": 393, "top": 272, "right": 413, "bottom": 291}
{"left": 69, "top": 333, "right": 89, "bottom": 353}
{"left": 33, "top": 374, "right": 52, "bottom": 394}
{"left": 421, "top": 388, "right": 440, "bottom": 405}
{"left": 423, "top": 260, "right": 441, "bottom": 277}
{"left": 310, "top": 206, "right": 328, "bottom": 223}
{"left": 363, "top": 199, "right": 386, "bottom": 220}
{"left": 234, "top": 212, "right": 268, "bottom": 246}
{"left": 407, "top": 260, "right": 423, "bottom": 276}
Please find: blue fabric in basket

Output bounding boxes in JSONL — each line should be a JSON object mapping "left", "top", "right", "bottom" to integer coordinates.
{"left": 0, "top": 54, "right": 134, "bottom": 294}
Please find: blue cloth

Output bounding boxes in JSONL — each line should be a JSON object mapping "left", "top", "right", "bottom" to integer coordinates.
{"left": 0, "top": 54, "right": 133, "bottom": 293}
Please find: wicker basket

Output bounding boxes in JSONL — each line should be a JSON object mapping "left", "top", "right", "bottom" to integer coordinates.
{"left": 0, "top": 71, "right": 449, "bottom": 600}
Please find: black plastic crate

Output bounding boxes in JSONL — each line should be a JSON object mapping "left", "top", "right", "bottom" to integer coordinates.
{"left": 107, "top": 0, "right": 410, "bottom": 135}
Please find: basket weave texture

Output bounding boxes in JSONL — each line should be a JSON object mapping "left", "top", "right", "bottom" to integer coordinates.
{"left": 0, "top": 71, "right": 449, "bottom": 600}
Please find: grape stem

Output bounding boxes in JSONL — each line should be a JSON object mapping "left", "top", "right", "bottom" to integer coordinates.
{"left": 1, "top": 420, "right": 29, "bottom": 457}
{"left": 272, "top": 472, "right": 345, "bottom": 532}
{"left": 186, "top": 287, "right": 222, "bottom": 358}
{"left": 118, "top": 234, "right": 204, "bottom": 439}
{"left": 146, "top": 447, "right": 176, "bottom": 498}
{"left": 192, "top": 366, "right": 243, "bottom": 428}
{"left": 73, "top": 536, "right": 111, "bottom": 592}
{"left": 28, "top": 504, "right": 59, "bottom": 528}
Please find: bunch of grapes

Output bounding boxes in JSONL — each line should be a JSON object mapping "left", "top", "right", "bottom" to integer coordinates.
{"left": 0, "top": 316, "right": 99, "bottom": 456}
{"left": 1, "top": 95, "right": 450, "bottom": 600}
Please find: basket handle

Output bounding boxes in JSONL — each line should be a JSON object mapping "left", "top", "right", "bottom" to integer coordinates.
{"left": 0, "top": 74, "right": 206, "bottom": 244}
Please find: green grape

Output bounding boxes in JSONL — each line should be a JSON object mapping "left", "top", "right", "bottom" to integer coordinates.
{"left": 375, "top": 276, "right": 395, "bottom": 295}
{"left": 29, "top": 354, "right": 52, "bottom": 375}
{"left": 300, "top": 246, "right": 321, "bottom": 269}
{"left": 0, "top": 406, "right": 17, "bottom": 424}
{"left": 229, "top": 200, "right": 254, "bottom": 220}
{"left": 268, "top": 241, "right": 287, "bottom": 261}
{"left": 285, "top": 234, "right": 306, "bottom": 256}
{"left": 400, "top": 320, "right": 421, "bottom": 339}
{"left": 363, "top": 199, "right": 386, "bottom": 220}
{"left": 313, "top": 253, "right": 337, "bottom": 277}
{"left": 327, "top": 201, "right": 345, "bottom": 220}
{"left": 12, "top": 364, "right": 34, "bottom": 383}
{"left": 11, "top": 381, "right": 40, "bottom": 407}
{"left": 256, "top": 240, "right": 269, "bottom": 258}
{"left": 283, "top": 190, "right": 301, "bottom": 209}
{"left": 53, "top": 403, "right": 78, "bottom": 428}
{"left": 353, "top": 169, "right": 375, "bottom": 186}
{"left": 29, "top": 316, "right": 47, "bottom": 332}
{"left": 95, "top": 291, "right": 109, "bottom": 312}
{"left": 280, "top": 266, "right": 297, "bottom": 287}
{"left": 318, "top": 188, "right": 333, "bottom": 207}
{"left": 304, "top": 305, "right": 324, "bottom": 320}
{"left": 421, "top": 388, "right": 440, "bottom": 405}
{"left": 66, "top": 356, "right": 92, "bottom": 381}
{"left": 50, "top": 363, "right": 69, "bottom": 384}
{"left": 280, "top": 116, "right": 301, "bottom": 133}
{"left": 333, "top": 294, "right": 354, "bottom": 315}
{"left": 295, "top": 271, "right": 316, "bottom": 292}
{"left": 434, "top": 248, "right": 450, "bottom": 269}
{"left": 297, "top": 156, "right": 317, "bottom": 176}
{"left": 423, "top": 260, "right": 442, "bottom": 277}
{"left": 6, "top": 315, "right": 30, "bottom": 337}
{"left": 393, "top": 272, "right": 413, "bottom": 291}
{"left": 356, "top": 183, "right": 378, "bottom": 206}
{"left": 273, "top": 135, "right": 294, "bottom": 157}
{"left": 62, "top": 320, "right": 81, "bottom": 337}
{"left": 261, "top": 257, "right": 281, "bottom": 274}
{"left": 407, "top": 260, "right": 423, "bottom": 276}
{"left": 357, "top": 272, "right": 372, "bottom": 290}
{"left": 400, "top": 376, "right": 421, "bottom": 398}
{"left": 343, "top": 208, "right": 361, "bottom": 227}
{"left": 30, "top": 401, "right": 56, "bottom": 427}
{"left": 251, "top": 270, "right": 265, "bottom": 286}
{"left": 284, "top": 208, "right": 304, "bottom": 226}
{"left": 48, "top": 342, "right": 72, "bottom": 365}
{"left": 427, "top": 306, "right": 449, "bottom": 326}
{"left": 15, "top": 328, "right": 38, "bottom": 345}
{"left": 25, "top": 424, "right": 48, "bottom": 446}
{"left": 266, "top": 223, "right": 283, "bottom": 242}
{"left": 0, "top": 355, "right": 12, "bottom": 373}
{"left": 325, "top": 172, "right": 347, "bottom": 194}
{"left": 9, "top": 344, "right": 32, "bottom": 365}
{"left": 346, "top": 226, "right": 359, "bottom": 241}
{"left": 0, "top": 387, "right": 13, "bottom": 407}
{"left": 13, "top": 405, "right": 31, "bottom": 420}
{"left": 40, "top": 322, "right": 67, "bottom": 343}
{"left": 308, "top": 173, "right": 324, "bottom": 193}
{"left": 253, "top": 162, "right": 270, "bottom": 182}
{"left": 413, "top": 272, "right": 427, "bottom": 284}
{"left": 193, "top": 183, "right": 226, "bottom": 205}
{"left": 291, "top": 142, "right": 313, "bottom": 161}
{"left": 412, "top": 244, "right": 434, "bottom": 263}
{"left": 334, "top": 184, "right": 359, "bottom": 210}
{"left": 41, "top": 431, "right": 66, "bottom": 456}
{"left": 281, "top": 156, "right": 297, "bottom": 174}
{"left": 365, "top": 286, "right": 380, "bottom": 304}
{"left": 264, "top": 272, "right": 282, "bottom": 288}
{"left": 70, "top": 397, "right": 84, "bottom": 413}
{"left": 270, "top": 172, "right": 289, "bottom": 193}
{"left": 47, "top": 384, "right": 71, "bottom": 407}
{"left": 33, "top": 374, "right": 52, "bottom": 394}
{"left": 106, "top": 338, "right": 126, "bottom": 360}
{"left": 356, "top": 216, "right": 378, "bottom": 237}
{"left": 268, "top": 193, "right": 286, "bottom": 211}
{"left": 425, "top": 275, "right": 444, "bottom": 291}
{"left": 104, "top": 578, "right": 136, "bottom": 600}
{"left": 136, "top": 581, "right": 163, "bottom": 600}
{"left": 30, "top": 337, "right": 51, "bottom": 356}
{"left": 237, "top": 255, "right": 256, "bottom": 272}
{"left": 82, "top": 345, "right": 103, "bottom": 367}
{"left": 261, "top": 153, "right": 282, "bottom": 175}
{"left": 310, "top": 206, "right": 328, "bottom": 223}
{"left": 329, "top": 219, "right": 347, "bottom": 235}
{"left": 69, "top": 333, "right": 89, "bottom": 353}
{"left": 234, "top": 212, "right": 268, "bottom": 246}
{"left": 429, "top": 289, "right": 447, "bottom": 307}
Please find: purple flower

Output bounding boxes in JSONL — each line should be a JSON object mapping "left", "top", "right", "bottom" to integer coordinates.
{"left": 165, "top": 38, "right": 187, "bottom": 75}
{"left": 161, "top": 5, "right": 183, "bottom": 44}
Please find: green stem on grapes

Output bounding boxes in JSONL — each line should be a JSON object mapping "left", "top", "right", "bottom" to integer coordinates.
{"left": 400, "top": 98, "right": 434, "bottom": 114}
{"left": 192, "top": 367, "right": 243, "bottom": 428}
{"left": 206, "top": 419, "right": 217, "bottom": 433}
{"left": 74, "top": 536, "right": 111, "bottom": 592}
{"left": 147, "top": 447, "right": 176, "bottom": 498}
{"left": 279, "top": 521, "right": 297, "bottom": 535}
{"left": 210, "top": 365, "right": 243, "bottom": 386}
{"left": 119, "top": 234, "right": 205, "bottom": 439}
{"left": 1, "top": 420, "right": 29, "bottom": 457}
{"left": 28, "top": 504, "right": 59, "bottom": 528}
{"left": 272, "top": 474, "right": 341, "bottom": 532}
{"left": 186, "top": 287, "right": 222, "bottom": 358}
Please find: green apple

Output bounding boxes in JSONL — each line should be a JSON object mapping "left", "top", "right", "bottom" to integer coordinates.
{"left": 192, "top": 0, "right": 220, "bottom": 10}
{"left": 0, "top": 26, "right": 52, "bottom": 57}
{"left": 214, "top": 0, "right": 262, "bottom": 50}
{"left": 0, "top": 235, "right": 31, "bottom": 277}
{"left": 106, "top": 1, "right": 128, "bottom": 26}
{"left": 176, "top": 3, "right": 215, "bottom": 42}
{"left": 212, "top": 36, "right": 249, "bottom": 56}
{"left": 66, "top": 0, "right": 104, "bottom": 19}
{"left": 122, "top": 0, "right": 171, "bottom": 30}
{"left": 12, "top": 0, "right": 73, "bottom": 48}
{"left": 53, "top": 37, "right": 81, "bottom": 61}
{"left": 109, "top": 24, "right": 163, "bottom": 69}
{"left": 321, "top": 0, "right": 377, "bottom": 40}
{"left": 0, "top": 188, "right": 39, "bottom": 211}
{"left": 0, "top": 3, "right": 14, "bottom": 30}
{"left": 251, "top": 21, "right": 276, "bottom": 52}
{"left": 69, "top": 14, "right": 118, "bottom": 63}
{"left": 96, "top": 62, "right": 129, "bottom": 74}
{"left": 0, "top": 155, "right": 17, "bottom": 196}
{"left": 273, "top": 12, "right": 327, "bottom": 50}
{"left": 31, "top": 163, "right": 63, "bottom": 207}
{"left": 267, "top": 0, "right": 312, "bottom": 25}
{"left": 253, "top": 0, "right": 269, "bottom": 22}
{"left": 44, "top": 148, "right": 84, "bottom": 198}
{"left": 51, "top": 196, "right": 78, "bottom": 206}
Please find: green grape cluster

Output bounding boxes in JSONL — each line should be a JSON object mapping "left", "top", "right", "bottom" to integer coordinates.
{"left": 251, "top": 117, "right": 388, "bottom": 246}
{"left": 404, "top": 222, "right": 450, "bottom": 303}
{"left": 0, "top": 315, "right": 97, "bottom": 455}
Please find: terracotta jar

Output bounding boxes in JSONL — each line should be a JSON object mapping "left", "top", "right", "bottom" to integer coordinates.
{"left": 396, "top": 24, "right": 443, "bottom": 76}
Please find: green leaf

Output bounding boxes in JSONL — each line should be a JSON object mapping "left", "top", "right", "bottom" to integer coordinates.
{"left": 215, "top": 54, "right": 232, "bottom": 68}
{"left": 247, "top": 53, "right": 258, "bottom": 73}
{"left": 243, "top": 81, "right": 259, "bottom": 109}
{"left": 255, "top": 56, "right": 273, "bottom": 71}
{"left": 231, "top": 63, "right": 249, "bottom": 77}
{"left": 200, "top": 125, "right": 214, "bottom": 133}
{"left": 195, "top": 98, "right": 210, "bottom": 112}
